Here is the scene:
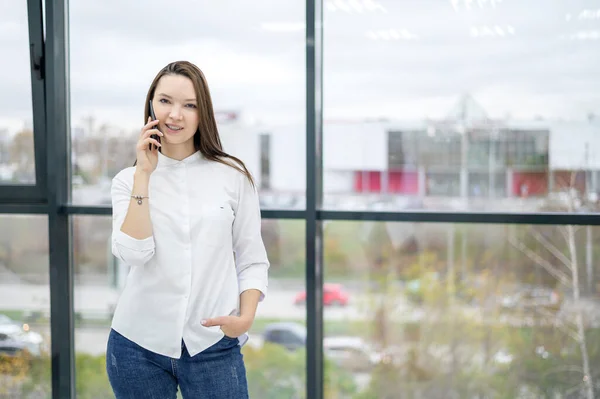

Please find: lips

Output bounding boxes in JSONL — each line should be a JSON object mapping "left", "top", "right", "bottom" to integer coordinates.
{"left": 165, "top": 124, "right": 183, "bottom": 134}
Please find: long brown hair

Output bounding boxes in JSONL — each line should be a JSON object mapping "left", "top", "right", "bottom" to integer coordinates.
{"left": 136, "top": 61, "right": 254, "bottom": 187}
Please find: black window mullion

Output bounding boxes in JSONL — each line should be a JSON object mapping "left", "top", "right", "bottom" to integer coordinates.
{"left": 28, "top": 0, "right": 48, "bottom": 201}
{"left": 306, "top": 0, "right": 324, "bottom": 398}
{"left": 0, "top": 186, "right": 44, "bottom": 203}
{"left": 45, "top": 0, "right": 75, "bottom": 397}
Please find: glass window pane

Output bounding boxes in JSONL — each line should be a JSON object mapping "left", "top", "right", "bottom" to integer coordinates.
{"left": 0, "top": 215, "right": 50, "bottom": 397}
{"left": 324, "top": 220, "right": 600, "bottom": 397}
{"left": 69, "top": 1, "right": 306, "bottom": 210}
{"left": 0, "top": 3, "right": 36, "bottom": 184}
{"left": 323, "top": 1, "right": 600, "bottom": 212}
{"left": 73, "top": 216, "right": 307, "bottom": 398}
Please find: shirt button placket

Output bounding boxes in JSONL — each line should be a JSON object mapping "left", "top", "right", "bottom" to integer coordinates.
{"left": 182, "top": 164, "right": 191, "bottom": 300}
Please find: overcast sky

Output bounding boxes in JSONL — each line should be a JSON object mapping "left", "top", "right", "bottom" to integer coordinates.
{"left": 2, "top": 0, "right": 600, "bottom": 136}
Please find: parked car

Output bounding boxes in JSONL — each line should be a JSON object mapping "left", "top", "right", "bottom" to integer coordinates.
{"left": 323, "top": 336, "right": 381, "bottom": 372}
{"left": 262, "top": 322, "right": 306, "bottom": 351}
{"left": 500, "top": 286, "right": 562, "bottom": 312}
{"left": 0, "top": 332, "right": 34, "bottom": 357}
{"left": 0, "top": 314, "right": 44, "bottom": 356}
{"left": 294, "top": 283, "right": 349, "bottom": 307}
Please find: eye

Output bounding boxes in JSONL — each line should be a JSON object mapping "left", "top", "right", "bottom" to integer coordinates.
{"left": 186, "top": 104, "right": 197, "bottom": 108}
{"left": 159, "top": 98, "right": 170, "bottom": 104}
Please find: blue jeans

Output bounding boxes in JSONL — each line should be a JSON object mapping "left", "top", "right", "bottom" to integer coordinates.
{"left": 106, "top": 329, "right": 249, "bottom": 399}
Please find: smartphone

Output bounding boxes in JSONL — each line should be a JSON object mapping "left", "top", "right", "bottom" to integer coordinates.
{"left": 148, "top": 100, "right": 161, "bottom": 150}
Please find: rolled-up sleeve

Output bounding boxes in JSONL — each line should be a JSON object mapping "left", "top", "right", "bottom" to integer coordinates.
{"left": 232, "top": 173, "right": 270, "bottom": 301}
{"left": 111, "top": 171, "right": 155, "bottom": 267}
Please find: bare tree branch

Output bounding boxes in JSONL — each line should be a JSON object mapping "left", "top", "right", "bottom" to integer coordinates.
{"left": 558, "top": 225, "right": 569, "bottom": 244}
{"left": 529, "top": 171, "right": 595, "bottom": 399}
{"left": 508, "top": 237, "right": 572, "bottom": 288}
{"left": 529, "top": 227, "right": 572, "bottom": 271}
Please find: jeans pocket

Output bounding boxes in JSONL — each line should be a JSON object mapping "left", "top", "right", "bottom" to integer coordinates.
{"left": 220, "top": 328, "right": 238, "bottom": 341}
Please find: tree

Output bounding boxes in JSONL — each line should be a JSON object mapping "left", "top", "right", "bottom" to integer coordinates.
{"left": 0, "top": 352, "right": 33, "bottom": 397}
{"left": 509, "top": 171, "right": 598, "bottom": 398}
{"left": 8, "top": 128, "right": 35, "bottom": 182}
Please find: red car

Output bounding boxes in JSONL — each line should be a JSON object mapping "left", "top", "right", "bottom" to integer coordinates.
{"left": 294, "top": 283, "right": 349, "bottom": 307}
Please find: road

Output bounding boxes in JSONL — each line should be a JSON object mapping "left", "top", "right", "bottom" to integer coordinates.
{"left": 2, "top": 281, "right": 600, "bottom": 356}
{"left": 0, "top": 281, "right": 376, "bottom": 320}
{"left": 2, "top": 281, "right": 598, "bottom": 322}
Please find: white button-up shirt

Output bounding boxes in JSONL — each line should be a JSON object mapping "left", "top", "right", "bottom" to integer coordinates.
{"left": 110, "top": 151, "right": 269, "bottom": 358}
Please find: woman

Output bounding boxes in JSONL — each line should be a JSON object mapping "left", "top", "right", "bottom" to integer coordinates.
{"left": 106, "top": 60, "right": 269, "bottom": 398}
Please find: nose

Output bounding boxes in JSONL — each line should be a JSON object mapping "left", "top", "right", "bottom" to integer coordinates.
{"left": 169, "top": 104, "right": 183, "bottom": 120}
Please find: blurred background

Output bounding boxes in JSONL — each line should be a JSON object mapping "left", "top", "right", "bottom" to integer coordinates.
{"left": 2, "top": 0, "right": 600, "bottom": 397}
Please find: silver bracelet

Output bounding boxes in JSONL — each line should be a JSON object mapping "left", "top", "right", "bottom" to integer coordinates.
{"left": 131, "top": 195, "right": 149, "bottom": 205}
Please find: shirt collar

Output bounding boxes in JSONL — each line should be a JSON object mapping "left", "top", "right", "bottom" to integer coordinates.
{"left": 157, "top": 150, "right": 202, "bottom": 167}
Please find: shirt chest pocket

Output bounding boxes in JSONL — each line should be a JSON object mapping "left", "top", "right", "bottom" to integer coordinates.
{"left": 197, "top": 203, "right": 235, "bottom": 248}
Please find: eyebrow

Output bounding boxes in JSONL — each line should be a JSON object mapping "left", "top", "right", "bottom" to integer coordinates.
{"left": 157, "top": 93, "right": 197, "bottom": 102}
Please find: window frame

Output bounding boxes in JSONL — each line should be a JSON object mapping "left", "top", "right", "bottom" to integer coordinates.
{"left": 0, "top": 0, "right": 48, "bottom": 205}
{"left": 1, "top": 1, "right": 599, "bottom": 398}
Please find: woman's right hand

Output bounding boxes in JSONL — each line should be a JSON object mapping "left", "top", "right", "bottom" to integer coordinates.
{"left": 135, "top": 117, "right": 163, "bottom": 174}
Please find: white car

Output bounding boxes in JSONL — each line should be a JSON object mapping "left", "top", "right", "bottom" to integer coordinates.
{"left": 323, "top": 336, "right": 381, "bottom": 372}
{"left": 0, "top": 315, "right": 44, "bottom": 356}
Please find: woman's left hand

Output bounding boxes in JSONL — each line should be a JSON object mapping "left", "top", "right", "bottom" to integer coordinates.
{"left": 201, "top": 315, "right": 253, "bottom": 338}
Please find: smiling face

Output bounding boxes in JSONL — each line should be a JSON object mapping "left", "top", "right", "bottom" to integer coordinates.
{"left": 141, "top": 61, "right": 255, "bottom": 185}
{"left": 151, "top": 74, "right": 199, "bottom": 153}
